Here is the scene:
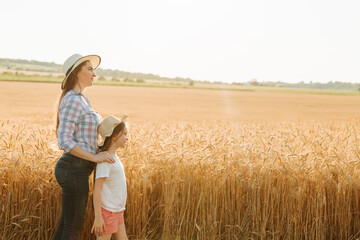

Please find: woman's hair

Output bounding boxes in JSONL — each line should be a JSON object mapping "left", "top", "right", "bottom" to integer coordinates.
{"left": 99, "top": 122, "right": 126, "bottom": 152}
{"left": 55, "top": 61, "right": 89, "bottom": 133}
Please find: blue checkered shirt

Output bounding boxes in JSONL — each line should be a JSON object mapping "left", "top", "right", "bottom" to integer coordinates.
{"left": 57, "top": 90, "right": 102, "bottom": 154}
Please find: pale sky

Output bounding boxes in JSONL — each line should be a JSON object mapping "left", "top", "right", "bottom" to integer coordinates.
{"left": 1, "top": 0, "right": 359, "bottom": 83}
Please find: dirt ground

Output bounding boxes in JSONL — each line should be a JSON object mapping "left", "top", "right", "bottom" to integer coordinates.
{"left": 1, "top": 81, "right": 359, "bottom": 124}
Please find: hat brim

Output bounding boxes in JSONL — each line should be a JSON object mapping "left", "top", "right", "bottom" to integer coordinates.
{"left": 98, "top": 122, "right": 122, "bottom": 147}
{"left": 98, "top": 115, "right": 128, "bottom": 148}
{"left": 61, "top": 55, "right": 101, "bottom": 89}
{"left": 98, "top": 138, "right": 106, "bottom": 147}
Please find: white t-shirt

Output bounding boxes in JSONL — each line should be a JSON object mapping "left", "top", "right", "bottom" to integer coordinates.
{"left": 95, "top": 155, "right": 127, "bottom": 212}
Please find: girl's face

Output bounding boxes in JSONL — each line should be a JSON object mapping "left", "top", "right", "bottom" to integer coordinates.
{"left": 113, "top": 127, "right": 128, "bottom": 148}
{"left": 77, "top": 61, "right": 96, "bottom": 89}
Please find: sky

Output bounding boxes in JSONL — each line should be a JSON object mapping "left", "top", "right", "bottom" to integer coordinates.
{"left": 1, "top": 0, "right": 359, "bottom": 84}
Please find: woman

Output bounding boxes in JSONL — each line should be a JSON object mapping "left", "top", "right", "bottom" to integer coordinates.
{"left": 54, "top": 54, "right": 115, "bottom": 240}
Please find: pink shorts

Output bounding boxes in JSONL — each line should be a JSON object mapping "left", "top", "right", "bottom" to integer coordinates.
{"left": 101, "top": 207, "right": 125, "bottom": 234}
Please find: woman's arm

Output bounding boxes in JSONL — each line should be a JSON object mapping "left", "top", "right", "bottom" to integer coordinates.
{"left": 57, "top": 95, "right": 83, "bottom": 152}
{"left": 91, "top": 177, "right": 106, "bottom": 237}
{"left": 69, "top": 145, "right": 114, "bottom": 163}
{"left": 58, "top": 94, "right": 114, "bottom": 164}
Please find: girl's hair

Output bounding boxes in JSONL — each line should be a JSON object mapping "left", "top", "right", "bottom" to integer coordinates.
{"left": 55, "top": 60, "right": 89, "bottom": 133}
{"left": 99, "top": 122, "right": 126, "bottom": 152}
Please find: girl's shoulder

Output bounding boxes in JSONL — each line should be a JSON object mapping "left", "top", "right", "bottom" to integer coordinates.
{"left": 113, "top": 154, "right": 122, "bottom": 162}
{"left": 114, "top": 155, "right": 125, "bottom": 167}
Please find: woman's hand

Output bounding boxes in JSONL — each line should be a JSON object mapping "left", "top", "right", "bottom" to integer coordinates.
{"left": 94, "top": 151, "right": 115, "bottom": 164}
{"left": 91, "top": 216, "right": 105, "bottom": 237}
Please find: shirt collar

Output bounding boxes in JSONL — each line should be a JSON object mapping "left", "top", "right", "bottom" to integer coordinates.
{"left": 68, "top": 90, "right": 84, "bottom": 96}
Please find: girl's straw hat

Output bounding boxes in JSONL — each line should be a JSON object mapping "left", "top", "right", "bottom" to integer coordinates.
{"left": 61, "top": 54, "right": 101, "bottom": 89}
{"left": 98, "top": 115, "right": 127, "bottom": 147}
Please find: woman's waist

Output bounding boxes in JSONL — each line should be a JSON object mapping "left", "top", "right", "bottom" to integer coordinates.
{"left": 75, "top": 141, "right": 98, "bottom": 154}
{"left": 59, "top": 152, "right": 96, "bottom": 167}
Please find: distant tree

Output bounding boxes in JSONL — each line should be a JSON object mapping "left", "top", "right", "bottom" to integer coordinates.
{"left": 98, "top": 76, "right": 106, "bottom": 81}
{"left": 249, "top": 79, "right": 259, "bottom": 86}
{"left": 124, "top": 78, "right": 134, "bottom": 82}
{"left": 136, "top": 78, "right": 145, "bottom": 83}
{"left": 231, "top": 82, "right": 243, "bottom": 85}
{"left": 111, "top": 77, "right": 120, "bottom": 82}
{"left": 189, "top": 80, "right": 194, "bottom": 86}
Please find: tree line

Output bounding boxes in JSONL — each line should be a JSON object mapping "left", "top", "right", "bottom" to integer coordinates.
{"left": 0, "top": 58, "right": 194, "bottom": 83}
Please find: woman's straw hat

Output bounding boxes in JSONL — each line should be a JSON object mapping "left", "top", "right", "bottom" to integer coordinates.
{"left": 98, "top": 115, "right": 127, "bottom": 147}
{"left": 61, "top": 54, "right": 101, "bottom": 89}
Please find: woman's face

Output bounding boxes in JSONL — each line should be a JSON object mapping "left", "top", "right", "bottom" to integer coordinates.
{"left": 77, "top": 61, "right": 96, "bottom": 89}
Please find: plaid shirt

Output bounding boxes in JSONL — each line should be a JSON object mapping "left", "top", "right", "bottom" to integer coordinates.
{"left": 57, "top": 90, "right": 102, "bottom": 154}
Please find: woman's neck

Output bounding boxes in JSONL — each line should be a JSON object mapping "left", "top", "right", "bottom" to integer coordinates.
{"left": 72, "top": 84, "right": 84, "bottom": 94}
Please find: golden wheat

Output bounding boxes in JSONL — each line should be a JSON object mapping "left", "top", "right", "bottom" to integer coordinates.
{"left": 1, "top": 119, "right": 360, "bottom": 239}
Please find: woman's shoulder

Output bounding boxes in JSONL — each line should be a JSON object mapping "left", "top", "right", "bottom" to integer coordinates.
{"left": 64, "top": 90, "right": 82, "bottom": 99}
{"left": 60, "top": 91, "right": 85, "bottom": 108}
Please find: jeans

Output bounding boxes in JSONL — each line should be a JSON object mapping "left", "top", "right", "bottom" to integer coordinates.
{"left": 53, "top": 153, "right": 95, "bottom": 240}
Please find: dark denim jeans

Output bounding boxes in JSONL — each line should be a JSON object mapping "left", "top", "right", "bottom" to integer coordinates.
{"left": 53, "top": 153, "right": 95, "bottom": 240}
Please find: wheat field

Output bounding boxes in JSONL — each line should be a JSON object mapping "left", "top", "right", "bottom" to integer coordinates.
{"left": 1, "top": 81, "right": 360, "bottom": 239}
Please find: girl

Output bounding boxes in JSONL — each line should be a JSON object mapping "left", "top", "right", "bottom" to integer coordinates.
{"left": 54, "top": 54, "right": 114, "bottom": 240}
{"left": 91, "top": 115, "right": 129, "bottom": 240}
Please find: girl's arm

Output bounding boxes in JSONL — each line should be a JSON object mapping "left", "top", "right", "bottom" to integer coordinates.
{"left": 91, "top": 177, "right": 106, "bottom": 237}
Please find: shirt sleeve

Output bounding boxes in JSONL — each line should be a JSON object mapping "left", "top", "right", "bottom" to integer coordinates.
{"left": 95, "top": 162, "right": 111, "bottom": 179}
{"left": 57, "top": 95, "right": 83, "bottom": 152}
